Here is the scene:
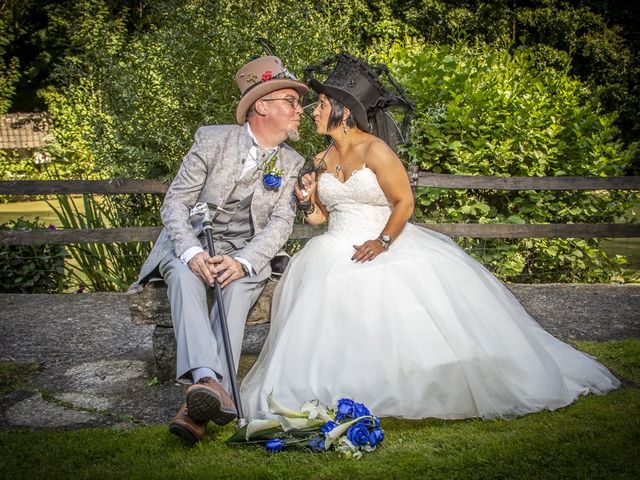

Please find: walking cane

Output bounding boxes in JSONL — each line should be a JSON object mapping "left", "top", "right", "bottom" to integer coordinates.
{"left": 190, "top": 202, "right": 248, "bottom": 429}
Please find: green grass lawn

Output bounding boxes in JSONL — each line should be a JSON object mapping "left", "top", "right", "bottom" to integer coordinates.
{"left": 1, "top": 340, "right": 639, "bottom": 480}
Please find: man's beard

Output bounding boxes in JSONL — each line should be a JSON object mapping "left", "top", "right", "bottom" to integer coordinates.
{"left": 286, "top": 129, "right": 300, "bottom": 142}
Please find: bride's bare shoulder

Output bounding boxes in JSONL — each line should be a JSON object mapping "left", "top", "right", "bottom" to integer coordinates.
{"left": 363, "top": 136, "right": 398, "bottom": 170}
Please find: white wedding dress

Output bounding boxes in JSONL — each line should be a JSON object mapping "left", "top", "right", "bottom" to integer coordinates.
{"left": 240, "top": 166, "right": 619, "bottom": 420}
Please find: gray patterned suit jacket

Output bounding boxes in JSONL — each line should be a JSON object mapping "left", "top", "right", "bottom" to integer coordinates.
{"left": 130, "top": 124, "right": 304, "bottom": 289}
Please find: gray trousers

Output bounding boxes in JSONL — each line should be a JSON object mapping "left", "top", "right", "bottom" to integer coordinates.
{"left": 159, "top": 252, "right": 270, "bottom": 391}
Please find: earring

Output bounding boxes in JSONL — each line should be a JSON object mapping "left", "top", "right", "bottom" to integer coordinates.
{"left": 343, "top": 123, "right": 349, "bottom": 135}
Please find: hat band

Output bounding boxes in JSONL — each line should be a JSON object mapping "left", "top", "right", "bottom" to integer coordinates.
{"left": 240, "top": 70, "right": 300, "bottom": 98}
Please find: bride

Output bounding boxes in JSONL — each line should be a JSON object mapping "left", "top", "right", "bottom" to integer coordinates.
{"left": 240, "top": 54, "right": 619, "bottom": 420}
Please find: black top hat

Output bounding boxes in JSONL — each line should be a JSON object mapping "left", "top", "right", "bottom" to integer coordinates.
{"left": 305, "top": 54, "right": 414, "bottom": 151}
{"left": 308, "top": 55, "right": 383, "bottom": 131}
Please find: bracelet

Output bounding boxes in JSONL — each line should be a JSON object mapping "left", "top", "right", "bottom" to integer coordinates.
{"left": 297, "top": 199, "right": 314, "bottom": 213}
{"left": 376, "top": 234, "right": 391, "bottom": 250}
{"left": 302, "top": 203, "right": 316, "bottom": 217}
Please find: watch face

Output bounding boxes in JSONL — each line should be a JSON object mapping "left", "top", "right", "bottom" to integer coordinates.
{"left": 381, "top": 234, "right": 392, "bottom": 242}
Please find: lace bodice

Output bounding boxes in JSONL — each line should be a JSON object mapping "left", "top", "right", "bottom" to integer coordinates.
{"left": 317, "top": 167, "right": 391, "bottom": 233}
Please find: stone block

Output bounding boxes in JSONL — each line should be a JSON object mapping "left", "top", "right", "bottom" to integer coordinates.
{"left": 128, "top": 279, "right": 276, "bottom": 381}
{"left": 152, "top": 323, "right": 270, "bottom": 382}
{"left": 126, "top": 282, "right": 172, "bottom": 327}
{"left": 127, "top": 280, "right": 276, "bottom": 327}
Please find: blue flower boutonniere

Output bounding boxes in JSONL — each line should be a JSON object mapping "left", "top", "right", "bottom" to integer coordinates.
{"left": 262, "top": 155, "right": 283, "bottom": 190}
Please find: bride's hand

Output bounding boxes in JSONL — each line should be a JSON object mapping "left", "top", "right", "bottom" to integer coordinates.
{"left": 295, "top": 172, "right": 317, "bottom": 202}
{"left": 352, "top": 239, "right": 385, "bottom": 263}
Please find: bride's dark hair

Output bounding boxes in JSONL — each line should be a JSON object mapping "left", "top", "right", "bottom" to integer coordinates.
{"left": 326, "top": 96, "right": 357, "bottom": 131}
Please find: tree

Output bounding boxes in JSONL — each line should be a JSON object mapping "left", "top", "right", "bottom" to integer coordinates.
{"left": 44, "top": 0, "right": 381, "bottom": 180}
{"left": 384, "top": 0, "right": 640, "bottom": 172}
{"left": 0, "top": 0, "right": 153, "bottom": 112}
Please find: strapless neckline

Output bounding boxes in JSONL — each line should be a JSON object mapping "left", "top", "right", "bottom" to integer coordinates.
{"left": 323, "top": 165, "right": 372, "bottom": 185}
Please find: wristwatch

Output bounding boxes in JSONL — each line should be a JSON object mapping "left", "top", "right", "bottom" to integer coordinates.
{"left": 377, "top": 234, "right": 392, "bottom": 250}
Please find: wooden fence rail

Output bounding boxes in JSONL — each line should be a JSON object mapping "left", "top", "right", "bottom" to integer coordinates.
{"left": 2, "top": 175, "right": 640, "bottom": 195}
{"left": 1, "top": 175, "right": 639, "bottom": 246}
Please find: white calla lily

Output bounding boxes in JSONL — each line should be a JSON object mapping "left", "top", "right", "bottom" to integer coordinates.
{"left": 245, "top": 419, "right": 281, "bottom": 441}
{"left": 279, "top": 415, "right": 325, "bottom": 432}
{"left": 267, "top": 391, "right": 307, "bottom": 418}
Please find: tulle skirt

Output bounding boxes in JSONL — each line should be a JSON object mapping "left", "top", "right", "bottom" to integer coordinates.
{"left": 240, "top": 223, "right": 619, "bottom": 420}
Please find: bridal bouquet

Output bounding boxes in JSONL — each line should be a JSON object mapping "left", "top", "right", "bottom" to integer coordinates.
{"left": 227, "top": 394, "right": 384, "bottom": 459}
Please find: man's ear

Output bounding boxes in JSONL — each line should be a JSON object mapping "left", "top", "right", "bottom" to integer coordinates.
{"left": 254, "top": 100, "right": 268, "bottom": 116}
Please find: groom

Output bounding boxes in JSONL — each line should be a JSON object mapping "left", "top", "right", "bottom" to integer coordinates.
{"left": 131, "top": 56, "right": 308, "bottom": 443}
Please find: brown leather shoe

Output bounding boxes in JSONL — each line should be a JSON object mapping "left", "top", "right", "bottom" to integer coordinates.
{"left": 169, "top": 403, "right": 206, "bottom": 444}
{"left": 185, "top": 377, "right": 237, "bottom": 425}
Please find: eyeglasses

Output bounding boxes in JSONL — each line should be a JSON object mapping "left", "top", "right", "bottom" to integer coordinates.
{"left": 261, "top": 96, "right": 303, "bottom": 110}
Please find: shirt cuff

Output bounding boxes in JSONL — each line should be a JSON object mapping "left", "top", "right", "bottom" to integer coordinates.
{"left": 180, "top": 246, "right": 204, "bottom": 265}
{"left": 235, "top": 257, "right": 254, "bottom": 277}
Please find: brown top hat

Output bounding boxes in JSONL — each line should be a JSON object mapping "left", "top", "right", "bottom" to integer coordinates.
{"left": 235, "top": 56, "right": 309, "bottom": 125}
{"left": 308, "top": 55, "right": 383, "bottom": 131}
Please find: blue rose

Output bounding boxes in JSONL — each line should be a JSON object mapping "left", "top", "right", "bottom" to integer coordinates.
{"left": 321, "top": 421, "right": 339, "bottom": 436}
{"left": 353, "top": 402, "right": 370, "bottom": 418}
{"left": 369, "top": 428, "right": 385, "bottom": 447}
{"left": 307, "top": 436, "right": 326, "bottom": 452}
{"left": 336, "top": 398, "right": 355, "bottom": 421}
{"left": 265, "top": 438, "right": 285, "bottom": 452}
{"left": 346, "top": 423, "right": 370, "bottom": 447}
{"left": 263, "top": 173, "right": 282, "bottom": 189}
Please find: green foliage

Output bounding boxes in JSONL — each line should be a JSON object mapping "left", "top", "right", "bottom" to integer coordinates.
{"left": 385, "top": 0, "right": 640, "bottom": 172}
{"left": 0, "top": 55, "right": 19, "bottom": 115}
{"left": 0, "top": 217, "right": 67, "bottom": 293}
{"left": 9, "top": 0, "right": 636, "bottom": 286}
{"left": 44, "top": 0, "right": 382, "bottom": 181}
{"left": 389, "top": 0, "right": 515, "bottom": 44}
{"left": 0, "top": 149, "right": 94, "bottom": 189}
{"left": 36, "top": 0, "right": 130, "bottom": 180}
{"left": 517, "top": 1, "right": 640, "bottom": 157}
{"left": 0, "top": 9, "right": 20, "bottom": 114}
{"left": 50, "top": 194, "right": 159, "bottom": 292}
{"left": 392, "top": 42, "right": 637, "bottom": 282}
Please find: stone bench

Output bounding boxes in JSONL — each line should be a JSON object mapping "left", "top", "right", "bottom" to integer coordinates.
{"left": 127, "top": 282, "right": 640, "bottom": 382}
{"left": 126, "top": 280, "right": 277, "bottom": 381}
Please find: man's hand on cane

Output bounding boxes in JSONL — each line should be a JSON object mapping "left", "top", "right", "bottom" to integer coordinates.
{"left": 211, "top": 255, "right": 246, "bottom": 288}
{"left": 188, "top": 251, "right": 217, "bottom": 286}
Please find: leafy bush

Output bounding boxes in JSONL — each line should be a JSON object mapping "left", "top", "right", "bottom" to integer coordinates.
{"left": 0, "top": 217, "right": 67, "bottom": 293}
{"left": 43, "top": 0, "right": 385, "bottom": 181}
{"left": 390, "top": 42, "right": 637, "bottom": 282}
{"left": 50, "top": 194, "right": 160, "bottom": 292}
{"left": 384, "top": 0, "right": 640, "bottom": 172}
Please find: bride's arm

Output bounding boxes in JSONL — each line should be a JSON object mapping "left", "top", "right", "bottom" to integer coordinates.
{"left": 369, "top": 141, "right": 414, "bottom": 240}
{"left": 352, "top": 139, "right": 413, "bottom": 263}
